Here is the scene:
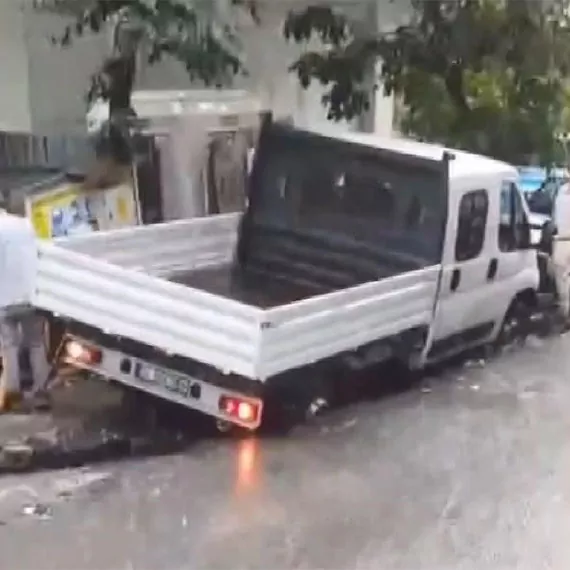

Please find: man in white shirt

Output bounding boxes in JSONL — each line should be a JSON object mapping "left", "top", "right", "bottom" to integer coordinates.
{"left": 0, "top": 210, "right": 50, "bottom": 411}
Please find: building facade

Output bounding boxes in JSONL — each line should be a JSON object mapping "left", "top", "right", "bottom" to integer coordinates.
{"left": 0, "top": 0, "right": 410, "bottom": 135}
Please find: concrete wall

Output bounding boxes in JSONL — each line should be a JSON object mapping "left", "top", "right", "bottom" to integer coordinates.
{"left": 23, "top": 7, "right": 110, "bottom": 133}
{"left": 374, "top": 0, "right": 412, "bottom": 135}
{"left": 0, "top": 2, "right": 32, "bottom": 131}
{"left": 135, "top": 4, "right": 348, "bottom": 131}
{"left": 1, "top": 0, "right": 407, "bottom": 135}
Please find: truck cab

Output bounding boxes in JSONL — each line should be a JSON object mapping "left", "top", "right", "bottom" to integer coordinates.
{"left": 422, "top": 153, "right": 537, "bottom": 363}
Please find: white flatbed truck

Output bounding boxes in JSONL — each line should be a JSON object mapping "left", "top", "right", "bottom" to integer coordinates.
{"left": 0, "top": 120, "right": 542, "bottom": 430}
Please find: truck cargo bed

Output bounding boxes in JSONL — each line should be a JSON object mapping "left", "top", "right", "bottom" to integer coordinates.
{"left": 167, "top": 264, "right": 315, "bottom": 309}
{"left": 33, "top": 212, "right": 440, "bottom": 382}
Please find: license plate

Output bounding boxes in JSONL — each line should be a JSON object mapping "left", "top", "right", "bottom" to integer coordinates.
{"left": 136, "top": 363, "right": 158, "bottom": 383}
{"left": 164, "top": 374, "right": 178, "bottom": 392}
{"left": 136, "top": 362, "right": 188, "bottom": 397}
{"left": 177, "top": 378, "right": 189, "bottom": 396}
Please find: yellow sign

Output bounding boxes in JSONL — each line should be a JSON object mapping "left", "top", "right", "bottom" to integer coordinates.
{"left": 25, "top": 184, "right": 92, "bottom": 239}
{"left": 25, "top": 182, "right": 139, "bottom": 239}
{"left": 117, "top": 196, "right": 128, "bottom": 221}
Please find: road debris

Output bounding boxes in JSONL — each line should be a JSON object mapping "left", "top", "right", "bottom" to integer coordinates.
{"left": 0, "top": 441, "right": 34, "bottom": 471}
{"left": 22, "top": 502, "right": 51, "bottom": 520}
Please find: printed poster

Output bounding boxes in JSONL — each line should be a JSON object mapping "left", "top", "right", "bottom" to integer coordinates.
{"left": 24, "top": 182, "right": 139, "bottom": 239}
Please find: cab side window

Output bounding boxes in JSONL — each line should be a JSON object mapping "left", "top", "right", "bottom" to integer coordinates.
{"left": 499, "top": 182, "right": 528, "bottom": 252}
{"left": 455, "top": 189, "right": 488, "bottom": 262}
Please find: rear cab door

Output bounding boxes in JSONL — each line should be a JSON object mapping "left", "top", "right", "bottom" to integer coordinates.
{"left": 427, "top": 174, "right": 504, "bottom": 361}
{"left": 427, "top": 172, "right": 538, "bottom": 362}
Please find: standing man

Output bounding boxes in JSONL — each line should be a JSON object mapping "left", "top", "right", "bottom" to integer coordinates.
{"left": 0, "top": 210, "right": 50, "bottom": 411}
{"left": 0, "top": 311, "right": 50, "bottom": 411}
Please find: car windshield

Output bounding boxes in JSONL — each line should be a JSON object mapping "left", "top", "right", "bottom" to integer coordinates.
{"left": 525, "top": 176, "right": 568, "bottom": 215}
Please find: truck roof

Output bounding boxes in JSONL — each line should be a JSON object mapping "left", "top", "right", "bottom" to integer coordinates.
{"left": 305, "top": 127, "right": 517, "bottom": 181}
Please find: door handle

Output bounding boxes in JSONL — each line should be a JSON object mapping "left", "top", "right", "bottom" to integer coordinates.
{"left": 450, "top": 268, "right": 461, "bottom": 291}
{"left": 487, "top": 258, "right": 498, "bottom": 280}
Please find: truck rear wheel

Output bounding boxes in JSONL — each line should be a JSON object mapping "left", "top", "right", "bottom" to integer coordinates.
{"left": 261, "top": 369, "right": 333, "bottom": 435}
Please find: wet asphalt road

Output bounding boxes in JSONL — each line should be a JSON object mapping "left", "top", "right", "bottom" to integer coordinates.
{"left": 1, "top": 334, "right": 570, "bottom": 569}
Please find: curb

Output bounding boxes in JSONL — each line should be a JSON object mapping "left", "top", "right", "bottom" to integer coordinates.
{"left": 0, "top": 429, "right": 190, "bottom": 474}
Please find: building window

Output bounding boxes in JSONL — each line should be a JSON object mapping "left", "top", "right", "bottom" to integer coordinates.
{"left": 455, "top": 189, "right": 488, "bottom": 261}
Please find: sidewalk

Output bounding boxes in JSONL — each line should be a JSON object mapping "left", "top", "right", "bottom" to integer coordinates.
{"left": 0, "top": 377, "right": 185, "bottom": 473}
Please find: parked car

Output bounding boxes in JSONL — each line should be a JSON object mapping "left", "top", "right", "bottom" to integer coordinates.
{"left": 517, "top": 166, "right": 570, "bottom": 244}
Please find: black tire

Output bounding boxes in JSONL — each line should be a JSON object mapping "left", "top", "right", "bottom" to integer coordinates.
{"left": 259, "top": 394, "right": 302, "bottom": 436}
{"left": 120, "top": 386, "right": 162, "bottom": 429}
{"left": 495, "top": 297, "right": 532, "bottom": 349}
{"left": 261, "top": 369, "right": 333, "bottom": 436}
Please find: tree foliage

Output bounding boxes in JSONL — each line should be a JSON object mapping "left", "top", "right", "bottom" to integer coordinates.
{"left": 46, "top": 0, "right": 256, "bottom": 160}
{"left": 45, "top": 0, "right": 570, "bottom": 165}
{"left": 50, "top": 0, "right": 257, "bottom": 106}
{"left": 285, "top": 0, "right": 570, "bottom": 165}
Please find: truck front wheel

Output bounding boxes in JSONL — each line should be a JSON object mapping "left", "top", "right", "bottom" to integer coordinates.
{"left": 495, "top": 295, "right": 534, "bottom": 348}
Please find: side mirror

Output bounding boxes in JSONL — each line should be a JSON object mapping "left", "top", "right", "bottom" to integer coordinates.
{"left": 550, "top": 221, "right": 558, "bottom": 236}
{"left": 518, "top": 223, "right": 532, "bottom": 249}
{"left": 538, "top": 220, "right": 557, "bottom": 254}
{"left": 543, "top": 220, "right": 557, "bottom": 237}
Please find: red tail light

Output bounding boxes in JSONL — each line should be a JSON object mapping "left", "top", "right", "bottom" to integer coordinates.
{"left": 219, "top": 395, "right": 261, "bottom": 427}
{"left": 64, "top": 339, "right": 103, "bottom": 365}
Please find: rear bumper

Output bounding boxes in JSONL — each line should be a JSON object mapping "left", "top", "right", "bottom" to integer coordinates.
{"left": 58, "top": 329, "right": 263, "bottom": 430}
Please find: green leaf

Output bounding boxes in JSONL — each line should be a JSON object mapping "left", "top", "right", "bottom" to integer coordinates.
{"left": 285, "top": 0, "right": 570, "bottom": 165}
{"left": 44, "top": 0, "right": 256, "bottom": 106}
